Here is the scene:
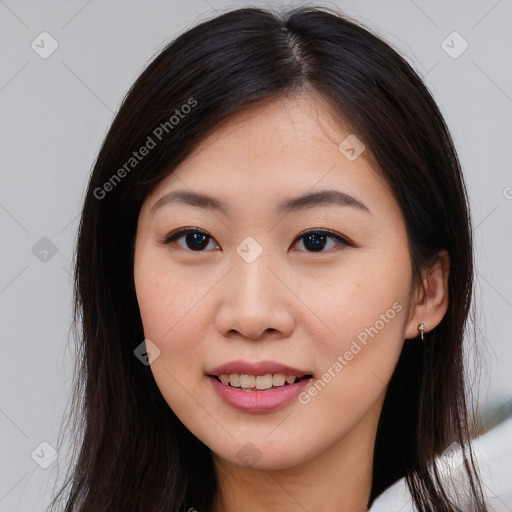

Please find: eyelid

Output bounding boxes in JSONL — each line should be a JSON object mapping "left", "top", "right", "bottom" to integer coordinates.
{"left": 161, "top": 227, "right": 214, "bottom": 246}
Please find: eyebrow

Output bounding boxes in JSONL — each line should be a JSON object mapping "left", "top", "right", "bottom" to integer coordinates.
{"left": 150, "top": 189, "right": 370, "bottom": 215}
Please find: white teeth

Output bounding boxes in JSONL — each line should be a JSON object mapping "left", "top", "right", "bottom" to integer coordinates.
{"left": 255, "top": 374, "right": 273, "bottom": 390}
{"left": 229, "top": 374, "right": 240, "bottom": 387}
{"left": 239, "top": 374, "right": 256, "bottom": 389}
{"left": 216, "top": 372, "right": 304, "bottom": 389}
{"left": 272, "top": 373, "right": 286, "bottom": 386}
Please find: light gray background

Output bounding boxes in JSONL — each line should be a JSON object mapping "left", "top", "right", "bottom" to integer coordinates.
{"left": 1, "top": 0, "right": 511, "bottom": 510}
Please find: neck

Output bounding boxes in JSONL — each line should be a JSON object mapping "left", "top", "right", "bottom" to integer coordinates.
{"left": 211, "top": 397, "right": 383, "bottom": 512}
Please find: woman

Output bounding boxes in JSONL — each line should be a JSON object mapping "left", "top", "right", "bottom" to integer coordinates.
{"left": 50, "top": 5, "right": 490, "bottom": 511}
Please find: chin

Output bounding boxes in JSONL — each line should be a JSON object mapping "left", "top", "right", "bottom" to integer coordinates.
{"left": 208, "top": 435, "right": 320, "bottom": 472}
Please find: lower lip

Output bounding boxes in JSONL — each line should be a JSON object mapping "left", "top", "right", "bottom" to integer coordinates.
{"left": 208, "top": 376, "right": 312, "bottom": 412}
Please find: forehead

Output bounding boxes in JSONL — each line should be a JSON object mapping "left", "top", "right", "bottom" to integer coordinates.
{"left": 146, "top": 94, "right": 390, "bottom": 216}
{"left": 188, "top": 93, "right": 353, "bottom": 162}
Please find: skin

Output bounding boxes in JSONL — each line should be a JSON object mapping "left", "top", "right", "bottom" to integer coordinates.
{"left": 133, "top": 93, "right": 450, "bottom": 512}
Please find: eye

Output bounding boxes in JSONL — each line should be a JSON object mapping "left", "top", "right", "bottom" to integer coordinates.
{"left": 162, "top": 227, "right": 220, "bottom": 252}
{"left": 291, "top": 229, "right": 352, "bottom": 253}
{"left": 162, "top": 227, "right": 352, "bottom": 253}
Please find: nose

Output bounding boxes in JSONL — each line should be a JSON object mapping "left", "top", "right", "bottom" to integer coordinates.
{"left": 214, "top": 252, "right": 296, "bottom": 341}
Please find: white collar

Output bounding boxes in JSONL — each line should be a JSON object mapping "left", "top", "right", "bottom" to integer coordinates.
{"left": 369, "top": 417, "right": 512, "bottom": 511}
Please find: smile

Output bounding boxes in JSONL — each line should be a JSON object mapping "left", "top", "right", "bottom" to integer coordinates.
{"left": 214, "top": 373, "right": 311, "bottom": 390}
{"left": 207, "top": 360, "right": 314, "bottom": 411}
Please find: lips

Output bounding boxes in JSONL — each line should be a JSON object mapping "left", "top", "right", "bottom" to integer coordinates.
{"left": 206, "top": 360, "right": 314, "bottom": 410}
{"left": 208, "top": 360, "right": 313, "bottom": 379}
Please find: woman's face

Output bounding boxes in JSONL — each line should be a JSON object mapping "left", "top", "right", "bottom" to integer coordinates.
{"left": 134, "top": 94, "right": 417, "bottom": 470}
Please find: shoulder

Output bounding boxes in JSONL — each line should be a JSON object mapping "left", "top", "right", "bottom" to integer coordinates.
{"left": 369, "top": 417, "right": 512, "bottom": 512}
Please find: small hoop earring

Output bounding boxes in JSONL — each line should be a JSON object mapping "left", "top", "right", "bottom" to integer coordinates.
{"left": 417, "top": 322, "right": 425, "bottom": 341}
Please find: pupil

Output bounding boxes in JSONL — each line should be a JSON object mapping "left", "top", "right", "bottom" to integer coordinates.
{"left": 305, "top": 233, "right": 326, "bottom": 252}
{"left": 186, "top": 232, "right": 209, "bottom": 250}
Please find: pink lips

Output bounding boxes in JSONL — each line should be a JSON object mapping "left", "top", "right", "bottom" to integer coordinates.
{"left": 208, "top": 359, "right": 311, "bottom": 377}
{"left": 207, "top": 359, "right": 313, "bottom": 412}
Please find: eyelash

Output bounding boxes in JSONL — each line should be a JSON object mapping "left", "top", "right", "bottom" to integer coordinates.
{"left": 161, "top": 227, "right": 353, "bottom": 253}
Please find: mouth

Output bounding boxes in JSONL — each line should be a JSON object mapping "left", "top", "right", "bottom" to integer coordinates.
{"left": 206, "top": 361, "right": 314, "bottom": 411}
{"left": 211, "top": 373, "right": 313, "bottom": 391}
{"left": 206, "top": 360, "right": 314, "bottom": 411}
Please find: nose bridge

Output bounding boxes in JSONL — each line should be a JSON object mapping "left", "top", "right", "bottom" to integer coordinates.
{"left": 215, "top": 242, "right": 294, "bottom": 340}
{"left": 232, "top": 244, "right": 279, "bottom": 310}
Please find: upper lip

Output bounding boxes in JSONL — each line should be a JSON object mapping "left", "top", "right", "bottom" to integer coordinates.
{"left": 208, "top": 360, "right": 313, "bottom": 377}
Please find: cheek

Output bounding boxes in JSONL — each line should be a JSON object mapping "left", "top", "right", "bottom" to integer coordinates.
{"left": 305, "top": 247, "right": 411, "bottom": 353}
{"left": 296, "top": 244, "right": 412, "bottom": 410}
{"left": 134, "top": 243, "right": 205, "bottom": 343}
{"left": 134, "top": 257, "right": 211, "bottom": 420}
{"left": 291, "top": 287, "right": 409, "bottom": 456}
{"left": 133, "top": 247, "right": 220, "bottom": 400}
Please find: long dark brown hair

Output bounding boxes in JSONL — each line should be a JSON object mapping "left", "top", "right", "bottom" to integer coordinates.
{"left": 49, "top": 5, "right": 489, "bottom": 511}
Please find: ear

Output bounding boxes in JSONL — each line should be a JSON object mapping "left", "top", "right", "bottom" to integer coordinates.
{"left": 404, "top": 249, "right": 450, "bottom": 340}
